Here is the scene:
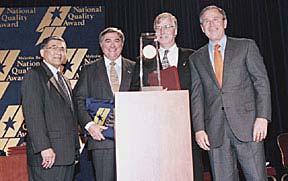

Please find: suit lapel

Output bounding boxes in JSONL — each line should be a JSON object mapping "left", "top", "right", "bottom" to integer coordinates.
{"left": 177, "top": 48, "right": 188, "bottom": 88}
{"left": 120, "top": 58, "right": 133, "bottom": 91}
{"left": 41, "top": 63, "right": 74, "bottom": 111}
{"left": 96, "top": 57, "right": 132, "bottom": 94}
{"left": 63, "top": 76, "right": 72, "bottom": 95}
{"left": 97, "top": 58, "right": 114, "bottom": 96}
{"left": 177, "top": 48, "right": 186, "bottom": 71}
{"left": 41, "top": 63, "right": 63, "bottom": 96}
{"left": 222, "top": 37, "right": 235, "bottom": 86}
{"left": 200, "top": 45, "right": 219, "bottom": 87}
{"left": 61, "top": 77, "right": 75, "bottom": 113}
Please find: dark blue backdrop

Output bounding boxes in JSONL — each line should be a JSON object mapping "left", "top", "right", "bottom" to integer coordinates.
{"left": 1, "top": 0, "right": 288, "bottom": 179}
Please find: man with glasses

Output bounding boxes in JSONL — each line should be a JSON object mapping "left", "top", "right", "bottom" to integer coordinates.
{"left": 132, "top": 12, "right": 203, "bottom": 181}
{"left": 189, "top": 5, "right": 271, "bottom": 181}
{"left": 21, "top": 36, "right": 80, "bottom": 181}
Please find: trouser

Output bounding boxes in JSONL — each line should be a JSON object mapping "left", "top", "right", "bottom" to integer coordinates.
{"left": 29, "top": 164, "right": 75, "bottom": 181}
{"left": 208, "top": 118, "right": 267, "bottom": 181}
{"left": 91, "top": 148, "right": 116, "bottom": 181}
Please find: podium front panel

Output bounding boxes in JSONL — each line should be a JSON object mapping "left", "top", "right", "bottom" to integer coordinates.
{"left": 115, "top": 90, "right": 193, "bottom": 181}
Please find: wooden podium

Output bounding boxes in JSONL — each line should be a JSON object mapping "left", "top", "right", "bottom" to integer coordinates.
{"left": 115, "top": 90, "right": 193, "bottom": 181}
{"left": 0, "top": 145, "right": 28, "bottom": 181}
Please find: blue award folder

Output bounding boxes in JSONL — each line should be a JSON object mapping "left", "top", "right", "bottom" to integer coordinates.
{"left": 85, "top": 98, "right": 115, "bottom": 139}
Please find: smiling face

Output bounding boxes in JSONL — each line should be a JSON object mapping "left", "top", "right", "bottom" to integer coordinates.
{"left": 40, "top": 39, "right": 67, "bottom": 69}
{"left": 100, "top": 32, "right": 124, "bottom": 60}
{"left": 200, "top": 8, "right": 227, "bottom": 43}
{"left": 154, "top": 17, "right": 177, "bottom": 49}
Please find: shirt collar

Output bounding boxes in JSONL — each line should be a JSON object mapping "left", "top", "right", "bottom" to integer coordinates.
{"left": 159, "top": 43, "right": 178, "bottom": 53}
{"left": 208, "top": 35, "right": 227, "bottom": 52}
{"left": 43, "top": 60, "right": 60, "bottom": 77}
{"left": 104, "top": 55, "right": 122, "bottom": 67}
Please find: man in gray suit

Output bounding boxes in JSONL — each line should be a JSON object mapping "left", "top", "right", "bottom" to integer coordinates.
{"left": 189, "top": 5, "right": 271, "bottom": 181}
{"left": 21, "top": 36, "right": 80, "bottom": 181}
{"left": 73, "top": 27, "right": 135, "bottom": 181}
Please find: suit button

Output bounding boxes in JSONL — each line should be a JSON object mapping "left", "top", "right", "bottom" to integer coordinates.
{"left": 221, "top": 107, "right": 224, "bottom": 110}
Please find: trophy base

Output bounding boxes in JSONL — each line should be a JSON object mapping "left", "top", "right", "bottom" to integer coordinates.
{"left": 141, "top": 86, "right": 163, "bottom": 91}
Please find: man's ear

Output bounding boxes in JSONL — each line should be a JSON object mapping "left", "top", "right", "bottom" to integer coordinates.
{"left": 200, "top": 24, "right": 205, "bottom": 33}
{"left": 224, "top": 19, "right": 227, "bottom": 29}
{"left": 40, "top": 49, "right": 44, "bottom": 58}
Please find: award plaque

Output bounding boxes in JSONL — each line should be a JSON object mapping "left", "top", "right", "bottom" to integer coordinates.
{"left": 85, "top": 98, "right": 115, "bottom": 139}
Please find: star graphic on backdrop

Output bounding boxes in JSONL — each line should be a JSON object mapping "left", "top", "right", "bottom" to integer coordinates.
{"left": 50, "top": 7, "right": 62, "bottom": 21}
{"left": 63, "top": 61, "right": 74, "bottom": 72}
{"left": 4, "top": 117, "right": 16, "bottom": 131}
{"left": 0, "top": 63, "right": 6, "bottom": 74}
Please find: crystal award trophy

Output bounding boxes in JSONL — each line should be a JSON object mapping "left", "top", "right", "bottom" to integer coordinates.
{"left": 139, "top": 33, "right": 162, "bottom": 91}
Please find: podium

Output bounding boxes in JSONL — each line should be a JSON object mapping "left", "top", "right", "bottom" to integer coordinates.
{"left": 0, "top": 146, "right": 28, "bottom": 181}
{"left": 115, "top": 90, "right": 193, "bottom": 181}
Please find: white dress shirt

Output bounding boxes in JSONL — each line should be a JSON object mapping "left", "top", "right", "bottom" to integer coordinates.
{"left": 104, "top": 55, "right": 122, "bottom": 85}
{"left": 159, "top": 44, "right": 179, "bottom": 67}
{"left": 85, "top": 56, "right": 122, "bottom": 131}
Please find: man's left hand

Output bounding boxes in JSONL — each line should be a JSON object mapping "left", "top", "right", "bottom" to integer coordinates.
{"left": 253, "top": 118, "right": 268, "bottom": 142}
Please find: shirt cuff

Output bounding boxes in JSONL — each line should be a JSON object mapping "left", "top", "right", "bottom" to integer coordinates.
{"left": 85, "top": 121, "right": 95, "bottom": 131}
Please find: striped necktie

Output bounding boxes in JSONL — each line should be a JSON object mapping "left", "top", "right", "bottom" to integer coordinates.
{"left": 110, "top": 61, "right": 120, "bottom": 93}
{"left": 57, "top": 71, "right": 72, "bottom": 104}
{"left": 162, "top": 49, "right": 170, "bottom": 69}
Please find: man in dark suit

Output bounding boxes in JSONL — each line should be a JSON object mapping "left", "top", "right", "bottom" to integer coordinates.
{"left": 132, "top": 12, "right": 203, "bottom": 181}
{"left": 73, "top": 27, "right": 135, "bottom": 181}
{"left": 21, "top": 36, "right": 80, "bottom": 181}
{"left": 189, "top": 5, "right": 271, "bottom": 181}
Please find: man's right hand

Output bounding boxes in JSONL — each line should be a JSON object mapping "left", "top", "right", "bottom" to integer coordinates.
{"left": 195, "top": 130, "right": 210, "bottom": 150}
{"left": 41, "top": 148, "right": 56, "bottom": 169}
{"left": 88, "top": 123, "right": 108, "bottom": 141}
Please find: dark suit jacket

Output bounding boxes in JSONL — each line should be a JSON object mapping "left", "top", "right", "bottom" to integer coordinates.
{"left": 131, "top": 47, "right": 193, "bottom": 91}
{"left": 189, "top": 37, "right": 271, "bottom": 148}
{"left": 21, "top": 62, "right": 80, "bottom": 166}
{"left": 73, "top": 57, "right": 135, "bottom": 150}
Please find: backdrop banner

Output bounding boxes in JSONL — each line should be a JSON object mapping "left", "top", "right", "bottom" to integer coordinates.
{"left": 0, "top": 6, "right": 104, "bottom": 180}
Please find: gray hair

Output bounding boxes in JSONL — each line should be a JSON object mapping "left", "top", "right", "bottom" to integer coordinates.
{"left": 153, "top": 12, "right": 178, "bottom": 30}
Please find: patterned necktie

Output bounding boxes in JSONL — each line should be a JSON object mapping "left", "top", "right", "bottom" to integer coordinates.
{"left": 162, "top": 49, "right": 170, "bottom": 69}
{"left": 57, "top": 71, "right": 71, "bottom": 102}
{"left": 214, "top": 44, "right": 223, "bottom": 88}
{"left": 110, "top": 61, "right": 120, "bottom": 93}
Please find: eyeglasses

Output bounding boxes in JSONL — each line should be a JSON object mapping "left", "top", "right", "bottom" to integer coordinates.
{"left": 154, "top": 25, "right": 175, "bottom": 31}
{"left": 45, "top": 46, "right": 66, "bottom": 52}
{"left": 201, "top": 17, "right": 225, "bottom": 26}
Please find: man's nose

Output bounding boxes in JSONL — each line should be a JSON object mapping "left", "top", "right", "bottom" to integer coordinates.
{"left": 110, "top": 42, "right": 116, "bottom": 48}
{"left": 159, "top": 28, "right": 165, "bottom": 34}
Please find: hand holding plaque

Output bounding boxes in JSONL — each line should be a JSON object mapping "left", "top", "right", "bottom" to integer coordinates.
{"left": 86, "top": 98, "right": 115, "bottom": 139}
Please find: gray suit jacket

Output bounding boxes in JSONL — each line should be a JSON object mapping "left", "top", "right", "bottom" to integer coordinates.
{"left": 21, "top": 62, "right": 80, "bottom": 166}
{"left": 73, "top": 57, "right": 135, "bottom": 150}
{"left": 189, "top": 37, "right": 271, "bottom": 148}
